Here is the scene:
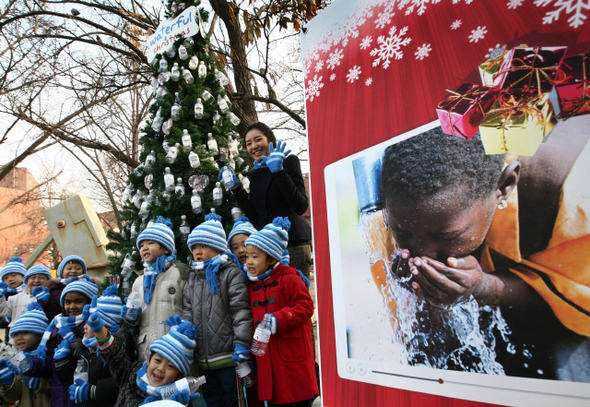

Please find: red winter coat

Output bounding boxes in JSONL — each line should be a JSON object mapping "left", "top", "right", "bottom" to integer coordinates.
{"left": 249, "top": 264, "right": 318, "bottom": 404}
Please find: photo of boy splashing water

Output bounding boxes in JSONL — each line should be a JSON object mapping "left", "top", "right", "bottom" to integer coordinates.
{"left": 375, "top": 115, "right": 590, "bottom": 381}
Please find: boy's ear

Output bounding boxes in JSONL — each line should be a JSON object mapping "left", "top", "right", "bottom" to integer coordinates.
{"left": 496, "top": 161, "right": 521, "bottom": 203}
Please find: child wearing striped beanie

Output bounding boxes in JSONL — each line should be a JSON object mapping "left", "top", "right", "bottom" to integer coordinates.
{"left": 228, "top": 216, "right": 258, "bottom": 266}
{"left": 0, "top": 256, "right": 26, "bottom": 296}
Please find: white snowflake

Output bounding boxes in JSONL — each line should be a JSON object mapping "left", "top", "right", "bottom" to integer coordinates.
{"left": 306, "top": 75, "right": 324, "bottom": 102}
{"left": 327, "top": 49, "right": 344, "bottom": 70}
{"left": 451, "top": 19, "right": 462, "bottom": 29}
{"left": 375, "top": 10, "right": 394, "bottom": 29}
{"left": 360, "top": 36, "right": 373, "bottom": 50}
{"left": 315, "top": 60, "right": 324, "bottom": 72}
{"left": 365, "top": 78, "right": 373, "bottom": 86}
{"left": 415, "top": 43, "right": 432, "bottom": 60}
{"left": 370, "top": 25, "right": 412, "bottom": 69}
{"left": 468, "top": 26, "right": 488, "bottom": 43}
{"left": 507, "top": 0, "right": 524, "bottom": 9}
{"left": 399, "top": 0, "right": 442, "bottom": 16}
{"left": 534, "top": 0, "right": 590, "bottom": 28}
{"left": 346, "top": 65, "right": 362, "bottom": 83}
{"left": 330, "top": 73, "right": 336, "bottom": 81}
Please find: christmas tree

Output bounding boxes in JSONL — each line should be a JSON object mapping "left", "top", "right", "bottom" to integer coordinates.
{"left": 107, "top": 0, "right": 248, "bottom": 296}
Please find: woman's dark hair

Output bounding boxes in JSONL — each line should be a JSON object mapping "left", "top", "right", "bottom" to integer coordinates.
{"left": 381, "top": 127, "right": 506, "bottom": 208}
{"left": 244, "top": 122, "right": 277, "bottom": 146}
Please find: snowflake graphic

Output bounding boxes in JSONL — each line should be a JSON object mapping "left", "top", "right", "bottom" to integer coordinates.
{"left": 451, "top": 19, "right": 463, "bottom": 29}
{"left": 365, "top": 78, "right": 374, "bottom": 86}
{"left": 360, "top": 36, "right": 373, "bottom": 50}
{"left": 534, "top": 0, "right": 590, "bottom": 28}
{"left": 327, "top": 49, "right": 344, "bottom": 70}
{"left": 507, "top": 0, "right": 524, "bottom": 9}
{"left": 347, "top": 66, "right": 362, "bottom": 83}
{"left": 375, "top": 10, "right": 394, "bottom": 29}
{"left": 469, "top": 26, "right": 488, "bottom": 43}
{"left": 399, "top": 0, "right": 442, "bottom": 16}
{"left": 485, "top": 44, "right": 502, "bottom": 58}
{"left": 330, "top": 73, "right": 336, "bottom": 81}
{"left": 415, "top": 43, "right": 432, "bottom": 60}
{"left": 370, "top": 25, "right": 412, "bottom": 69}
{"left": 315, "top": 60, "right": 324, "bottom": 72}
{"left": 306, "top": 75, "right": 324, "bottom": 102}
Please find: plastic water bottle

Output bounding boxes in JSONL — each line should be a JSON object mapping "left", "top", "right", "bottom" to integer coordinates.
{"left": 250, "top": 314, "right": 271, "bottom": 357}
{"left": 124, "top": 298, "right": 142, "bottom": 320}
{"left": 156, "top": 376, "right": 207, "bottom": 399}
{"left": 9, "top": 351, "right": 33, "bottom": 375}
{"left": 73, "top": 359, "right": 88, "bottom": 383}
{"left": 235, "top": 362, "right": 255, "bottom": 388}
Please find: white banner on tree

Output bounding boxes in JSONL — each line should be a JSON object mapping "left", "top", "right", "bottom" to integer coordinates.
{"left": 145, "top": 6, "right": 200, "bottom": 63}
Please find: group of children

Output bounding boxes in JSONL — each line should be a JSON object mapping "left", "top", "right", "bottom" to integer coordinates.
{"left": 0, "top": 213, "right": 318, "bottom": 407}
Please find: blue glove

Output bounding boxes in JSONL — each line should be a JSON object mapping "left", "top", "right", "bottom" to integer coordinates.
{"left": 53, "top": 336, "right": 73, "bottom": 360}
{"left": 232, "top": 343, "right": 251, "bottom": 363}
{"left": 268, "top": 313, "right": 278, "bottom": 335}
{"left": 121, "top": 298, "right": 142, "bottom": 323}
{"left": 164, "top": 315, "right": 183, "bottom": 328}
{"left": 0, "top": 360, "right": 15, "bottom": 385}
{"left": 218, "top": 166, "right": 239, "bottom": 189}
{"left": 0, "top": 282, "right": 8, "bottom": 297}
{"left": 87, "top": 311, "right": 105, "bottom": 332}
{"left": 32, "top": 286, "right": 50, "bottom": 302}
{"left": 7, "top": 354, "right": 32, "bottom": 375}
{"left": 69, "top": 378, "right": 92, "bottom": 403}
{"left": 261, "top": 141, "right": 291, "bottom": 173}
{"left": 170, "top": 388, "right": 200, "bottom": 404}
{"left": 82, "top": 295, "right": 98, "bottom": 321}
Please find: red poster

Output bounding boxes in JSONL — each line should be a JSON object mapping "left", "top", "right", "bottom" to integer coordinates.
{"left": 302, "top": 1, "right": 590, "bottom": 406}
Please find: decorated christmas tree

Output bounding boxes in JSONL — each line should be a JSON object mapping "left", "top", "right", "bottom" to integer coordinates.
{"left": 107, "top": 0, "right": 249, "bottom": 296}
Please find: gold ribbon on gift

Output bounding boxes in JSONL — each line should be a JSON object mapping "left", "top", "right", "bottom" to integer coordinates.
{"left": 494, "top": 47, "right": 565, "bottom": 95}
{"left": 437, "top": 85, "right": 494, "bottom": 137}
{"left": 480, "top": 46, "right": 509, "bottom": 73}
{"left": 558, "top": 55, "right": 590, "bottom": 119}
{"left": 484, "top": 92, "right": 546, "bottom": 153}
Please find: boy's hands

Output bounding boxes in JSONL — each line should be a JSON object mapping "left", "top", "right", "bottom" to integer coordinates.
{"left": 87, "top": 311, "right": 105, "bottom": 332}
{"left": 170, "top": 388, "right": 200, "bottom": 404}
{"left": 32, "top": 286, "right": 50, "bottom": 302}
{"left": 82, "top": 295, "right": 99, "bottom": 321}
{"left": 0, "top": 360, "right": 15, "bottom": 385}
{"left": 120, "top": 298, "right": 142, "bottom": 323}
{"left": 69, "top": 378, "right": 93, "bottom": 403}
{"left": 54, "top": 336, "right": 73, "bottom": 360}
{"left": 267, "top": 314, "right": 278, "bottom": 335}
{"left": 232, "top": 343, "right": 250, "bottom": 363}
{"left": 0, "top": 282, "right": 8, "bottom": 297}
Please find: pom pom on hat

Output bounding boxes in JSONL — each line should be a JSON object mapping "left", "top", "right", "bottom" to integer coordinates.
{"left": 10, "top": 302, "right": 49, "bottom": 337}
{"left": 1, "top": 256, "right": 27, "bottom": 280}
{"left": 187, "top": 212, "right": 228, "bottom": 253}
{"left": 136, "top": 216, "right": 176, "bottom": 254}
{"left": 57, "top": 255, "right": 87, "bottom": 278}
{"left": 245, "top": 216, "right": 291, "bottom": 262}
{"left": 60, "top": 281, "right": 99, "bottom": 307}
{"left": 150, "top": 320, "right": 197, "bottom": 376}
{"left": 227, "top": 216, "right": 258, "bottom": 245}
{"left": 24, "top": 265, "right": 53, "bottom": 284}
{"left": 96, "top": 285, "right": 123, "bottom": 329}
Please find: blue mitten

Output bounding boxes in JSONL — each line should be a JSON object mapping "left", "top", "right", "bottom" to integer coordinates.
{"left": 261, "top": 141, "right": 291, "bottom": 173}
{"left": 268, "top": 313, "right": 278, "bottom": 335}
{"left": 82, "top": 295, "right": 98, "bottom": 321}
{"left": 87, "top": 311, "right": 105, "bottom": 332}
{"left": 232, "top": 343, "right": 251, "bottom": 363}
{"left": 120, "top": 300, "right": 142, "bottom": 323}
{"left": 170, "top": 388, "right": 200, "bottom": 404}
{"left": 164, "top": 315, "right": 183, "bottom": 328}
{"left": 53, "top": 336, "right": 73, "bottom": 360}
{"left": 0, "top": 282, "right": 8, "bottom": 297}
{"left": 218, "top": 166, "right": 239, "bottom": 189}
{"left": 0, "top": 360, "right": 15, "bottom": 385}
{"left": 69, "top": 379, "right": 92, "bottom": 403}
{"left": 7, "top": 354, "right": 32, "bottom": 375}
{"left": 32, "top": 286, "right": 50, "bottom": 302}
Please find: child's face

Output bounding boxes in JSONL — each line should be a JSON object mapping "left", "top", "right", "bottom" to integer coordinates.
{"left": 245, "top": 129, "right": 270, "bottom": 161}
{"left": 3, "top": 273, "right": 23, "bottom": 288}
{"left": 12, "top": 332, "right": 41, "bottom": 352}
{"left": 245, "top": 245, "right": 276, "bottom": 277}
{"left": 62, "top": 261, "right": 84, "bottom": 278}
{"left": 63, "top": 292, "right": 90, "bottom": 316}
{"left": 84, "top": 324, "right": 95, "bottom": 339}
{"left": 140, "top": 240, "right": 169, "bottom": 264}
{"left": 230, "top": 233, "right": 249, "bottom": 264}
{"left": 191, "top": 244, "right": 222, "bottom": 263}
{"left": 26, "top": 274, "right": 49, "bottom": 291}
{"left": 147, "top": 352, "right": 181, "bottom": 387}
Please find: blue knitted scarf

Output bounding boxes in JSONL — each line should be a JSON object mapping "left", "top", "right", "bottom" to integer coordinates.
{"left": 191, "top": 252, "right": 237, "bottom": 294}
{"left": 143, "top": 254, "right": 176, "bottom": 305}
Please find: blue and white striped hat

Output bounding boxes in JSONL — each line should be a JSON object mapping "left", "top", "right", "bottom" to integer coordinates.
{"left": 10, "top": 303, "right": 49, "bottom": 337}
{"left": 96, "top": 285, "right": 123, "bottom": 328}
{"left": 1, "top": 257, "right": 26, "bottom": 280}
{"left": 228, "top": 216, "right": 257, "bottom": 245}
{"left": 136, "top": 216, "right": 176, "bottom": 254}
{"left": 150, "top": 320, "right": 197, "bottom": 376}
{"left": 187, "top": 213, "right": 228, "bottom": 253}
{"left": 24, "top": 265, "right": 53, "bottom": 284}
{"left": 245, "top": 217, "right": 291, "bottom": 262}
{"left": 57, "top": 255, "right": 87, "bottom": 278}
{"left": 60, "top": 280, "right": 99, "bottom": 307}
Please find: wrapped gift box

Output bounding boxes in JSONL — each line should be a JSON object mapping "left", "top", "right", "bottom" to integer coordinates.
{"left": 556, "top": 52, "right": 590, "bottom": 119}
{"left": 436, "top": 83, "right": 496, "bottom": 139}
{"left": 479, "top": 46, "right": 509, "bottom": 86}
{"left": 479, "top": 92, "right": 557, "bottom": 156}
{"left": 559, "top": 52, "right": 589, "bottom": 84}
{"left": 494, "top": 46, "right": 567, "bottom": 94}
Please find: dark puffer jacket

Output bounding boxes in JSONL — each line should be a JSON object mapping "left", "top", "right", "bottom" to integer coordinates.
{"left": 181, "top": 261, "right": 252, "bottom": 369}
